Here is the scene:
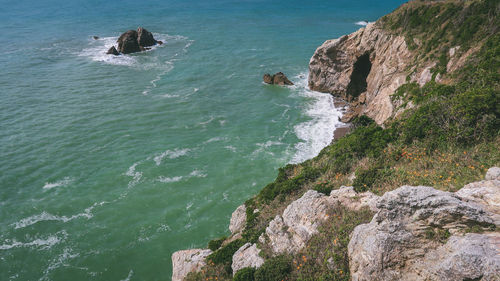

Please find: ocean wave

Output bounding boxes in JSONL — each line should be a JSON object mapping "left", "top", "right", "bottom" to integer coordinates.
{"left": 153, "top": 148, "right": 190, "bottom": 165}
{"left": 12, "top": 202, "right": 105, "bottom": 229}
{"left": 290, "top": 72, "right": 343, "bottom": 164}
{"left": 355, "top": 21, "right": 369, "bottom": 26}
{"left": 0, "top": 231, "right": 67, "bottom": 250}
{"left": 157, "top": 169, "right": 207, "bottom": 184}
{"left": 126, "top": 162, "right": 143, "bottom": 187}
{"left": 43, "top": 177, "right": 74, "bottom": 190}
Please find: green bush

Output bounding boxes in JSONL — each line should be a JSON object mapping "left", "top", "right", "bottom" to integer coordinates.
{"left": 353, "top": 168, "right": 380, "bottom": 192}
{"left": 207, "top": 239, "right": 245, "bottom": 266}
{"left": 208, "top": 236, "right": 227, "bottom": 251}
{"left": 314, "top": 181, "right": 333, "bottom": 195}
{"left": 233, "top": 267, "right": 256, "bottom": 281}
{"left": 254, "top": 255, "right": 292, "bottom": 281}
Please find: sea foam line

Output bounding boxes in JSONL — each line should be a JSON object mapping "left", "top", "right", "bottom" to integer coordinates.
{"left": 43, "top": 177, "right": 74, "bottom": 190}
{"left": 12, "top": 202, "right": 106, "bottom": 229}
{"left": 0, "top": 231, "right": 67, "bottom": 250}
{"left": 289, "top": 72, "right": 343, "bottom": 164}
{"left": 153, "top": 148, "right": 190, "bottom": 166}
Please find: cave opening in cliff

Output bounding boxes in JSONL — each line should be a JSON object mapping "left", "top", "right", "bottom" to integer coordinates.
{"left": 346, "top": 52, "right": 372, "bottom": 98}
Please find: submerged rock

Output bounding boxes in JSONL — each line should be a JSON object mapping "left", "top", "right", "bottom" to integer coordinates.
{"left": 171, "top": 249, "right": 212, "bottom": 281}
{"left": 263, "top": 72, "right": 294, "bottom": 86}
{"left": 106, "top": 46, "right": 119, "bottom": 56}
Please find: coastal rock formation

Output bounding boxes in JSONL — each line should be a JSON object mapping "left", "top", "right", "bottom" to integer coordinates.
{"left": 348, "top": 172, "right": 500, "bottom": 281}
{"left": 329, "top": 186, "right": 379, "bottom": 212}
{"left": 231, "top": 243, "right": 264, "bottom": 274}
{"left": 107, "top": 27, "right": 159, "bottom": 55}
{"left": 171, "top": 249, "right": 212, "bottom": 281}
{"left": 106, "top": 46, "right": 119, "bottom": 56}
{"left": 263, "top": 190, "right": 331, "bottom": 254}
{"left": 229, "top": 204, "right": 246, "bottom": 234}
{"left": 308, "top": 22, "right": 434, "bottom": 124}
{"left": 117, "top": 30, "right": 141, "bottom": 54}
{"left": 263, "top": 72, "right": 294, "bottom": 86}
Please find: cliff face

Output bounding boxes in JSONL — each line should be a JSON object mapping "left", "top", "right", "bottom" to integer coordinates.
{"left": 309, "top": 22, "right": 432, "bottom": 124}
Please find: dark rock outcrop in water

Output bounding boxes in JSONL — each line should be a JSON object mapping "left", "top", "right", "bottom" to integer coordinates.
{"left": 92, "top": 36, "right": 99, "bottom": 40}
{"left": 106, "top": 46, "right": 119, "bottom": 56}
{"left": 263, "top": 72, "right": 294, "bottom": 86}
{"left": 106, "top": 27, "right": 160, "bottom": 55}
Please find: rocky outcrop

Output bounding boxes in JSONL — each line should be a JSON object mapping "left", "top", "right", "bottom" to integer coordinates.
{"left": 171, "top": 249, "right": 212, "bottom": 281}
{"left": 106, "top": 27, "right": 159, "bottom": 55}
{"left": 263, "top": 72, "right": 294, "bottom": 86}
{"left": 231, "top": 243, "right": 264, "bottom": 274}
{"left": 262, "top": 190, "right": 331, "bottom": 254}
{"left": 229, "top": 204, "right": 246, "bottom": 234}
{"left": 308, "top": 22, "right": 437, "bottom": 124}
{"left": 261, "top": 188, "right": 378, "bottom": 254}
{"left": 106, "top": 46, "right": 119, "bottom": 56}
{"left": 348, "top": 169, "right": 500, "bottom": 281}
{"left": 329, "top": 186, "right": 379, "bottom": 212}
{"left": 117, "top": 30, "right": 141, "bottom": 54}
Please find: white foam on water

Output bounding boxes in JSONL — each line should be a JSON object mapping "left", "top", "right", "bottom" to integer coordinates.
{"left": 120, "top": 270, "right": 134, "bottom": 281}
{"left": 158, "top": 176, "right": 183, "bottom": 183}
{"left": 225, "top": 145, "right": 237, "bottom": 152}
{"left": 355, "top": 21, "right": 369, "bottom": 26}
{"left": 189, "top": 170, "right": 207, "bottom": 178}
{"left": 203, "top": 136, "right": 228, "bottom": 144}
{"left": 13, "top": 202, "right": 106, "bottom": 229}
{"left": 41, "top": 248, "right": 80, "bottom": 279}
{"left": 126, "top": 162, "right": 143, "bottom": 187}
{"left": 0, "top": 231, "right": 67, "bottom": 250}
{"left": 153, "top": 148, "right": 190, "bottom": 165}
{"left": 43, "top": 177, "right": 74, "bottom": 190}
{"left": 289, "top": 72, "right": 343, "bottom": 164}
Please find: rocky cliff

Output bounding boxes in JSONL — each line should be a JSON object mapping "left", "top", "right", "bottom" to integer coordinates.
{"left": 173, "top": 168, "right": 500, "bottom": 280}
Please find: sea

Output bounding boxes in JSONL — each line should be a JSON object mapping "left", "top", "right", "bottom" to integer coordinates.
{"left": 0, "top": 0, "right": 406, "bottom": 280}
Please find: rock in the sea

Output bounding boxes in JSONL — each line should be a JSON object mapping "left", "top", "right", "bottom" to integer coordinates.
{"left": 117, "top": 30, "right": 141, "bottom": 54}
{"left": 157, "top": 40, "right": 163, "bottom": 45}
{"left": 116, "top": 27, "right": 159, "bottom": 54}
{"left": 171, "top": 249, "right": 212, "bottom": 281}
{"left": 137, "top": 27, "right": 157, "bottom": 47}
{"left": 92, "top": 36, "right": 99, "bottom": 40}
{"left": 348, "top": 184, "right": 499, "bottom": 281}
{"left": 106, "top": 46, "right": 119, "bottom": 56}
{"left": 263, "top": 72, "right": 294, "bottom": 86}
{"left": 232, "top": 243, "right": 264, "bottom": 274}
{"left": 229, "top": 204, "right": 247, "bottom": 234}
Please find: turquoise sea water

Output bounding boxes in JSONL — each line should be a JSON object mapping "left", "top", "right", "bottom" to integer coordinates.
{"left": 0, "top": 0, "right": 406, "bottom": 280}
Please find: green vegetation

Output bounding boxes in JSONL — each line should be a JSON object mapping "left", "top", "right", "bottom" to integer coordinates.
{"left": 207, "top": 239, "right": 245, "bottom": 266}
{"left": 208, "top": 236, "right": 227, "bottom": 251}
{"left": 233, "top": 267, "right": 256, "bottom": 281}
{"left": 254, "top": 256, "right": 292, "bottom": 281}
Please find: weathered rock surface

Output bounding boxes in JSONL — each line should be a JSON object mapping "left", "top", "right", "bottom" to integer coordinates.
{"left": 263, "top": 72, "right": 294, "bottom": 86}
{"left": 486, "top": 167, "right": 500, "bottom": 181}
{"left": 229, "top": 204, "right": 246, "bottom": 234}
{"left": 137, "top": 27, "right": 157, "bottom": 47}
{"left": 117, "top": 30, "right": 141, "bottom": 54}
{"left": 113, "top": 27, "right": 159, "bottom": 55}
{"left": 231, "top": 243, "right": 264, "bottom": 274}
{"left": 106, "top": 46, "right": 119, "bottom": 56}
{"left": 330, "top": 186, "right": 379, "bottom": 212}
{"left": 308, "top": 22, "right": 436, "bottom": 124}
{"left": 264, "top": 190, "right": 330, "bottom": 254}
{"left": 348, "top": 179, "right": 500, "bottom": 281}
{"left": 171, "top": 249, "right": 212, "bottom": 281}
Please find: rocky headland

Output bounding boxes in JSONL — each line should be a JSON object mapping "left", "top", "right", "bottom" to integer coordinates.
{"left": 172, "top": 0, "right": 499, "bottom": 280}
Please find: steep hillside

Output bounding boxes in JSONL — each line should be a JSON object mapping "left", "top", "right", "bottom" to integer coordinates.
{"left": 174, "top": 0, "right": 499, "bottom": 280}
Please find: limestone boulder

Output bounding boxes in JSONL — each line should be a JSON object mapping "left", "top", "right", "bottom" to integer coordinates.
{"left": 171, "top": 249, "right": 212, "bottom": 281}
{"left": 263, "top": 72, "right": 294, "bottom": 86}
{"left": 231, "top": 243, "right": 264, "bottom": 274}
{"left": 229, "top": 204, "right": 247, "bottom": 234}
